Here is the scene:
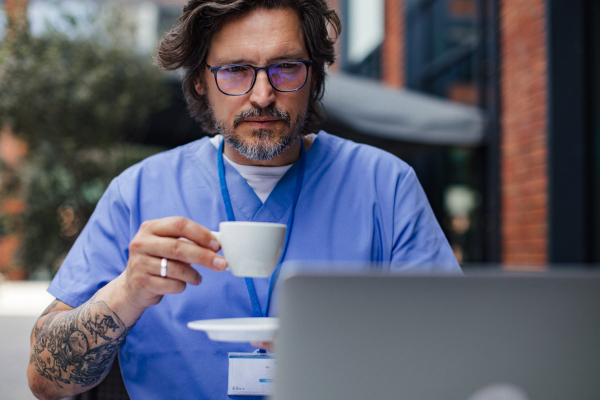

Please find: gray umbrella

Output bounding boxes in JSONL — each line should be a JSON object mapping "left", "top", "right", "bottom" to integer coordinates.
{"left": 321, "top": 73, "right": 485, "bottom": 146}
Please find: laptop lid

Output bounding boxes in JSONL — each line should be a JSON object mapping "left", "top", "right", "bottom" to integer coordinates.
{"left": 273, "top": 273, "right": 600, "bottom": 400}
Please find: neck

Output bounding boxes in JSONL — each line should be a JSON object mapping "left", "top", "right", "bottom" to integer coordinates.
{"left": 223, "top": 135, "right": 309, "bottom": 167}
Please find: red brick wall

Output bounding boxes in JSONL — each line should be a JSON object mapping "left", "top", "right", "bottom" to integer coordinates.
{"left": 499, "top": 0, "right": 548, "bottom": 266}
{"left": 382, "top": 0, "right": 405, "bottom": 87}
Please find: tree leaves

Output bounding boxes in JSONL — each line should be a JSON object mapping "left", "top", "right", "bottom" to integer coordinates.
{"left": 0, "top": 22, "right": 170, "bottom": 276}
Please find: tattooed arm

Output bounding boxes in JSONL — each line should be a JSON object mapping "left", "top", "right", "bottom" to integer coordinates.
{"left": 27, "top": 276, "right": 140, "bottom": 400}
{"left": 28, "top": 217, "right": 227, "bottom": 399}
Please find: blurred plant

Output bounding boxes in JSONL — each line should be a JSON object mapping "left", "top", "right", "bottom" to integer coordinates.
{"left": 0, "top": 8, "right": 170, "bottom": 277}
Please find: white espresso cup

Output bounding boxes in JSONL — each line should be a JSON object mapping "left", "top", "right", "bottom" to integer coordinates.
{"left": 211, "top": 221, "right": 287, "bottom": 278}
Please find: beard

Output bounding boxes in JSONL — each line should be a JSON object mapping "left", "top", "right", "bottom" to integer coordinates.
{"left": 210, "top": 104, "right": 307, "bottom": 161}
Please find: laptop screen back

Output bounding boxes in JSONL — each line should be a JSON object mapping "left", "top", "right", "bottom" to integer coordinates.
{"left": 273, "top": 273, "right": 600, "bottom": 400}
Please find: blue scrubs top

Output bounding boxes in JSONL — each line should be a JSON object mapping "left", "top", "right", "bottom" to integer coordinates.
{"left": 48, "top": 131, "right": 460, "bottom": 399}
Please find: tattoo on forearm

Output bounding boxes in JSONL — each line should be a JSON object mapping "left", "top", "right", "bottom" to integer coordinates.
{"left": 30, "top": 300, "right": 62, "bottom": 342}
{"left": 30, "top": 294, "right": 132, "bottom": 389}
{"left": 41, "top": 300, "right": 62, "bottom": 317}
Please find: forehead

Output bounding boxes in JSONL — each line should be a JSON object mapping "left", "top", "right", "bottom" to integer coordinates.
{"left": 207, "top": 7, "right": 308, "bottom": 65}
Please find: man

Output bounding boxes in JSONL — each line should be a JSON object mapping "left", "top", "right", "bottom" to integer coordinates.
{"left": 27, "top": 0, "right": 460, "bottom": 399}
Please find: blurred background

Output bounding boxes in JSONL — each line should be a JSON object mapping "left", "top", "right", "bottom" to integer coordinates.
{"left": 0, "top": 0, "right": 599, "bottom": 398}
{"left": 323, "top": 0, "right": 599, "bottom": 268}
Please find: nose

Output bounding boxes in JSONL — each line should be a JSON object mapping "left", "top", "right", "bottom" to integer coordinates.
{"left": 249, "top": 70, "right": 276, "bottom": 108}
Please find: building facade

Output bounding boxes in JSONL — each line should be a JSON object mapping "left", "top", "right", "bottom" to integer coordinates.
{"left": 331, "top": 0, "right": 599, "bottom": 267}
{"left": 1, "top": 0, "right": 598, "bottom": 275}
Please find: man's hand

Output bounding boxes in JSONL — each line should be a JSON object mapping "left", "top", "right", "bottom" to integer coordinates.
{"left": 250, "top": 341, "right": 275, "bottom": 351}
{"left": 27, "top": 217, "right": 227, "bottom": 399}
{"left": 122, "top": 217, "right": 228, "bottom": 312}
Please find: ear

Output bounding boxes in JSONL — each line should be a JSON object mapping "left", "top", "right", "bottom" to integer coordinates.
{"left": 194, "top": 78, "right": 206, "bottom": 95}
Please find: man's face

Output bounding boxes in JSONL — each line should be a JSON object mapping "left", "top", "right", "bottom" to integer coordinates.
{"left": 196, "top": 7, "right": 312, "bottom": 162}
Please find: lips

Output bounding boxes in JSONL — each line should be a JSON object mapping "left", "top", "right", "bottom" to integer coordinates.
{"left": 243, "top": 118, "right": 283, "bottom": 125}
{"left": 244, "top": 118, "right": 281, "bottom": 123}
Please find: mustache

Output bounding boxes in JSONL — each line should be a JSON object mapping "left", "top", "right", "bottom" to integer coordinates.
{"left": 232, "top": 106, "right": 291, "bottom": 128}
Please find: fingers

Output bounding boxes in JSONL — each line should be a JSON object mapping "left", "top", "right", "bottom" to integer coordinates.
{"left": 125, "top": 217, "right": 228, "bottom": 309}
{"left": 140, "top": 217, "right": 220, "bottom": 252}
{"left": 130, "top": 254, "right": 202, "bottom": 285}
{"left": 125, "top": 257, "right": 203, "bottom": 305}
{"left": 146, "top": 236, "right": 226, "bottom": 272}
{"left": 131, "top": 218, "right": 227, "bottom": 272}
{"left": 250, "top": 341, "right": 274, "bottom": 351}
{"left": 125, "top": 217, "right": 228, "bottom": 310}
{"left": 158, "top": 258, "right": 202, "bottom": 285}
{"left": 147, "top": 275, "right": 188, "bottom": 296}
{"left": 251, "top": 332, "right": 277, "bottom": 351}
{"left": 129, "top": 274, "right": 189, "bottom": 300}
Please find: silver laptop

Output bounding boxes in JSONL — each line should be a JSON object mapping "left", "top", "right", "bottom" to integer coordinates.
{"left": 273, "top": 272, "right": 600, "bottom": 400}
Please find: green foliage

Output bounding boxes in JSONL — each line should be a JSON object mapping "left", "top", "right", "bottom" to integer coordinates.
{"left": 0, "top": 33, "right": 167, "bottom": 149}
{"left": 0, "top": 19, "right": 170, "bottom": 277}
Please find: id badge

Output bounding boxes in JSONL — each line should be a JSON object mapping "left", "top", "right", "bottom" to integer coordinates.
{"left": 228, "top": 351, "right": 276, "bottom": 396}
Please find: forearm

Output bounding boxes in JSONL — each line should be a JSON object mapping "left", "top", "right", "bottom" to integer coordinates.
{"left": 28, "top": 275, "right": 142, "bottom": 400}
{"left": 27, "top": 217, "right": 220, "bottom": 399}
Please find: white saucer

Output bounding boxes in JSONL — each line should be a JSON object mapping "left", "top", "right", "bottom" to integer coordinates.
{"left": 187, "top": 317, "right": 279, "bottom": 342}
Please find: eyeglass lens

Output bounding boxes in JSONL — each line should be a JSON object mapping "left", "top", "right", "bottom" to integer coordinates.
{"left": 216, "top": 62, "right": 307, "bottom": 95}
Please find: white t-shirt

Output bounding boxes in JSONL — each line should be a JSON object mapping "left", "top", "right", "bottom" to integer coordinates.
{"left": 210, "top": 134, "right": 316, "bottom": 203}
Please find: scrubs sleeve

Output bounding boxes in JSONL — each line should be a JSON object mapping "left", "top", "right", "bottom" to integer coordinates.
{"left": 47, "top": 177, "right": 133, "bottom": 308}
{"left": 390, "top": 167, "right": 461, "bottom": 273}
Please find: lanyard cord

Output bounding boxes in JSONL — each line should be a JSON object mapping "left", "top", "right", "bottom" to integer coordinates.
{"left": 217, "top": 136, "right": 306, "bottom": 318}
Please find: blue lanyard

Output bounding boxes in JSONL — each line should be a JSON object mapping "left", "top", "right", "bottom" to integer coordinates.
{"left": 217, "top": 137, "right": 306, "bottom": 318}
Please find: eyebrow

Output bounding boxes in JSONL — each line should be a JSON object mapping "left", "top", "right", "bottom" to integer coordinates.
{"left": 215, "top": 53, "right": 308, "bottom": 66}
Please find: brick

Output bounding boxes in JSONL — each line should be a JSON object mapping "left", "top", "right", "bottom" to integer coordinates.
{"left": 499, "top": 0, "right": 549, "bottom": 264}
{"left": 382, "top": 0, "right": 405, "bottom": 87}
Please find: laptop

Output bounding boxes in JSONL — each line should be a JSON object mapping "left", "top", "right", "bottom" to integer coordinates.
{"left": 272, "top": 272, "right": 600, "bottom": 400}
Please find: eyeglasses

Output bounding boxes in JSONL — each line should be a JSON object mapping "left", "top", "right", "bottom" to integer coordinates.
{"left": 206, "top": 60, "right": 313, "bottom": 96}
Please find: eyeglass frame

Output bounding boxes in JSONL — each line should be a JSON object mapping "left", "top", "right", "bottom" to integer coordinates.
{"left": 205, "top": 60, "right": 313, "bottom": 96}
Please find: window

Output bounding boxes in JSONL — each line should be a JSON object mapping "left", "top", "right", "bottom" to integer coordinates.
{"left": 405, "top": 0, "right": 499, "bottom": 263}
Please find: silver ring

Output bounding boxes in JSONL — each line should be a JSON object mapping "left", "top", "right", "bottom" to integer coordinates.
{"left": 160, "top": 258, "right": 168, "bottom": 277}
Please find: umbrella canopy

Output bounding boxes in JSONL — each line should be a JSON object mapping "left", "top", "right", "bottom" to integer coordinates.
{"left": 321, "top": 73, "right": 485, "bottom": 146}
